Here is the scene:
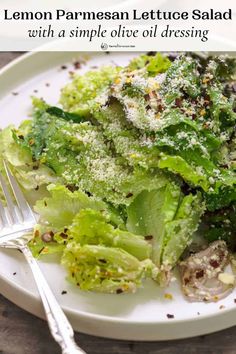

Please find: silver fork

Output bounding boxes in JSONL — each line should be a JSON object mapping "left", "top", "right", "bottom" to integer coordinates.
{"left": 0, "top": 161, "right": 86, "bottom": 354}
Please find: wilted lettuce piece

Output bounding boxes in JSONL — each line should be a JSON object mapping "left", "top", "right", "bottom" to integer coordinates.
{"left": 68, "top": 209, "right": 151, "bottom": 261}
{"left": 34, "top": 184, "right": 124, "bottom": 229}
{"left": 60, "top": 66, "right": 120, "bottom": 116}
{"left": 61, "top": 243, "right": 155, "bottom": 293}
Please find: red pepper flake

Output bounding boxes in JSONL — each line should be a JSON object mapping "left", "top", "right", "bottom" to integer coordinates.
{"left": 195, "top": 269, "right": 204, "bottom": 279}
{"left": 157, "top": 104, "right": 164, "bottom": 112}
{"left": 38, "top": 247, "right": 45, "bottom": 255}
{"left": 99, "top": 259, "right": 107, "bottom": 264}
{"left": 29, "top": 138, "right": 35, "bottom": 146}
{"left": 166, "top": 314, "right": 174, "bottom": 319}
{"left": 175, "top": 98, "right": 182, "bottom": 108}
{"left": 59, "top": 232, "right": 68, "bottom": 239}
{"left": 145, "top": 235, "right": 153, "bottom": 240}
{"left": 66, "top": 184, "right": 79, "bottom": 192}
{"left": 73, "top": 61, "right": 81, "bottom": 69}
{"left": 61, "top": 290, "right": 67, "bottom": 295}
{"left": 144, "top": 93, "right": 150, "bottom": 101}
{"left": 183, "top": 277, "right": 190, "bottom": 285}
{"left": 209, "top": 259, "right": 220, "bottom": 268}
{"left": 126, "top": 192, "right": 133, "bottom": 198}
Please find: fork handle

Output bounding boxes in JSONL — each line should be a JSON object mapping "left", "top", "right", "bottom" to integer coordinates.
{"left": 20, "top": 244, "right": 86, "bottom": 354}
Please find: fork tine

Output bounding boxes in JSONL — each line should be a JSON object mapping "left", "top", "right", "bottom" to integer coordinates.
{"left": 0, "top": 199, "right": 8, "bottom": 227}
{"left": 3, "top": 161, "right": 36, "bottom": 223}
{"left": 0, "top": 172, "right": 19, "bottom": 224}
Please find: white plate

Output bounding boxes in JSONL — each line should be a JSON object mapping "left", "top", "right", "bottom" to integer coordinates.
{"left": 0, "top": 51, "right": 236, "bottom": 341}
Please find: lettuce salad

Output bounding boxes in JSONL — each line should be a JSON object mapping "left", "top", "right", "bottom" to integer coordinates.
{"left": 0, "top": 52, "right": 235, "bottom": 298}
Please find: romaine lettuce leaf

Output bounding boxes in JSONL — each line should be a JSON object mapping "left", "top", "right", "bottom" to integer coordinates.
{"left": 158, "top": 154, "right": 209, "bottom": 191}
{"left": 127, "top": 182, "right": 181, "bottom": 267}
{"left": 162, "top": 192, "right": 204, "bottom": 266}
{"left": 161, "top": 55, "right": 201, "bottom": 104}
{"left": 68, "top": 209, "right": 151, "bottom": 261}
{"left": 61, "top": 243, "right": 155, "bottom": 293}
{"left": 202, "top": 203, "right": 236, "bottom": 250}
{"left": 0, "top": 123, "right": 57, "bottom": 203}
{"left": 60, "top": 66, "right": 120, "bottom": 116}
{"left": 127, "top": 183, "right": 204, "bottom": 272}
{"left": 34, "top": 184, "right": 124, "bottom": 229}
{"left": 127, "top": 52, "right": 171, "bottom": 76}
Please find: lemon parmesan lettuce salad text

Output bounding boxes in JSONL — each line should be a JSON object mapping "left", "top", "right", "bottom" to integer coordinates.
{"left": 0, "top": 53, "right": 235, "bottom": 299}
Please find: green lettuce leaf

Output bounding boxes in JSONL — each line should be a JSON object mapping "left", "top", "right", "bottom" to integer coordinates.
{"left": 127, "top": 182, "right": 181, "bottom": 267}
{"left": 0, "top": 123, "right": 57, "bottom": 203}
{"left": 158, "top": 154, "right": 209, "bottom": 191}
{"left": 128, "top": 53, "right": 171, "bottom": 76}
{"left": 29, "top": 225, "right": 65, "bottom": 258}
{"left": 68, "top": 209, "right": 152, "bottom": 261}
{"left": 162, "top": 192, "right": 204, "bottom": 266}
{"left": 60, "top": 66, "right": 120, "bottom": 116}
{"left": 61, "top": 243, "right": 155, "bottom": 293}
{"left": 34, "top": 184, "right": 124, "bottom": 229}
{"left": 127, "top": 183, "right": 204, "bottom": 270}
{"left": 202, "top": 203, "right": 236, "bottom": 250}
